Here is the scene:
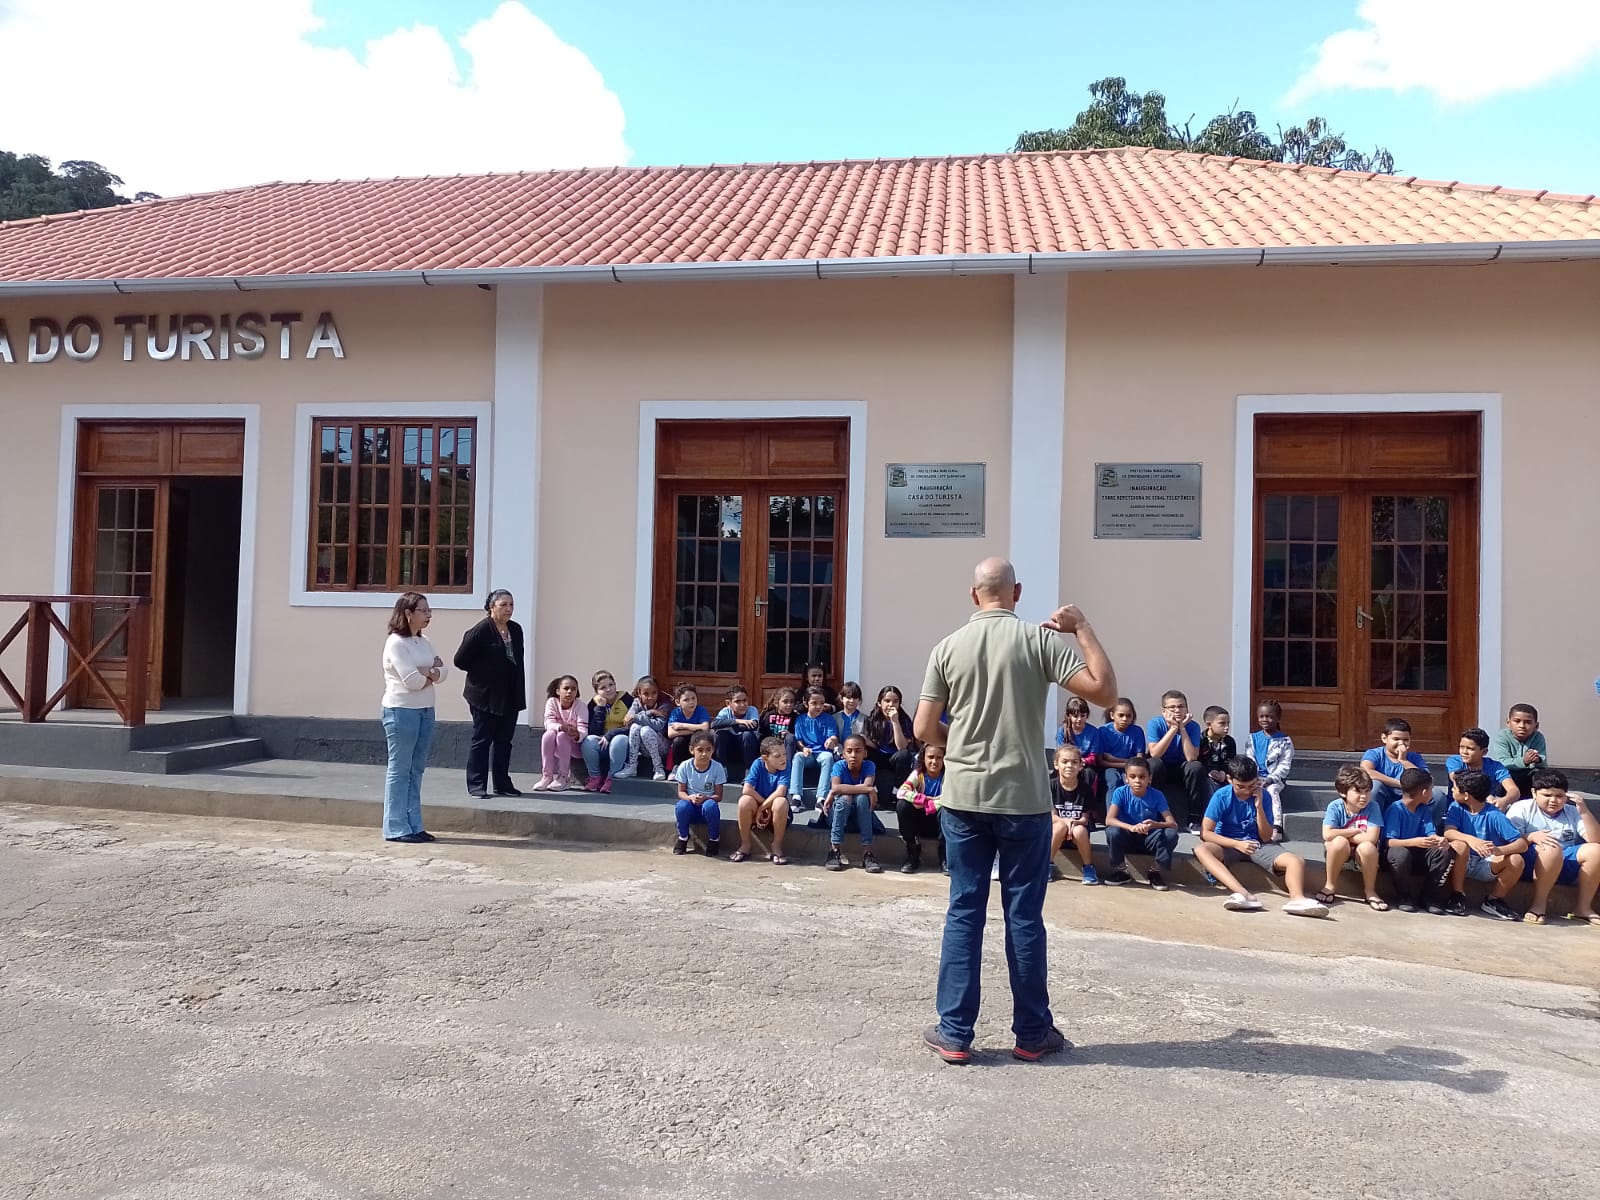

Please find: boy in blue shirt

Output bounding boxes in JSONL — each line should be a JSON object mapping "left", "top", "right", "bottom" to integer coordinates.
{"left": 1095, "top": 698, "right": 1147, "bottom": 797}
{"left": 672, "top": 731, "right": 726, "bottom": 858}
{"left": 1145, "top": 689, "right": 1208, "bottom": 833}
{"left": 1443, "top": 727, "right": 1520, "bottom": 811}
{"left": 1508, "top": 769, "right": 1600, "bottom": 926}
{"left": 1383, "top": 767, "right": 1453, "bottom": 914}
{"left": 732, "top": 736, "right": 791, "bottom": 866}
{"left": 1193, "top": 757, "right": 1329, "bottom": 917}
{"left": 789, "top": 686, "right": 841, "bottom": 806}
{"left": 1360, "top": 718, "right": 1427, "bottom": 809}
{"left": 1102, "top": 756, "right": 1179, "bottom": 890}
{"left": 711, "top": 684, "right": 763, "bottom": 777}
{"left": 1442, "top": 768, "right": 1528, "bottom": 920}
{"left": 823, "top": 735, "right": 879, "bottom": 873}
{"left": 1320, "top": 765, "right": 1385, "bottom": 911}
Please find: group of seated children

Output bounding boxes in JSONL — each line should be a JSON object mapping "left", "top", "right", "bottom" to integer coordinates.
{"left": 1046, "top": 701, "right": 1594, "bottom": 925}
{"left": 1055, "top": 690, "right": 1295, "bottom": 840}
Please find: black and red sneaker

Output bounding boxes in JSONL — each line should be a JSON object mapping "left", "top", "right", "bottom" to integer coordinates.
{"left": 923, "top": 1025, "right": 971, "bottom": 1066}
{"left": 1012, "top": 1026, "right": 1072, "bottom": 1062}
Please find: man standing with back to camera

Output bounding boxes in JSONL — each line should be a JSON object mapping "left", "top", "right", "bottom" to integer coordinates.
{"left": 914, "top": 557, "right": 1117, "bottom": 1064}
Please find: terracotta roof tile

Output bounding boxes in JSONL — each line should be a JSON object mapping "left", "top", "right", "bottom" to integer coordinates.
{"left": 1, "top": 146, "right": 1598, "bottom": 285}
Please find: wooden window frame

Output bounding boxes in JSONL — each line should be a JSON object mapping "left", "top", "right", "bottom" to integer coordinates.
{"left": 306, "top": 416, "right": 477, "bottom": 594}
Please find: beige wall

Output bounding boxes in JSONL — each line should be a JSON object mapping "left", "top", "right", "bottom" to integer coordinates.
{"left": 539, "top": 276, "right": 1015, "bottom": 702}
{"left": 1063, "top": 260, "right": 1600, "bottom": 758}
{"left": 0, "top": 286, "right": 495, "bottom": 722}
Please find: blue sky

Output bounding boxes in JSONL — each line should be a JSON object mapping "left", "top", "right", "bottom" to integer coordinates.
{"left": 306, "top": 0, "right": 1600, "bottom": 194}
{"left": 3, "top": 1, "right": 1597, "bottom": 197}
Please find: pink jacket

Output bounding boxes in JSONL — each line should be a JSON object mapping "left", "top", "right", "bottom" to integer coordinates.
{"left": 544, "top": 697, "right": 583, "bottom": 737}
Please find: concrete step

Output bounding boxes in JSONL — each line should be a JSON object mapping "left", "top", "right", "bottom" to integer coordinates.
{"left": 127, "top": 737, "right": 268, "bottom": 774}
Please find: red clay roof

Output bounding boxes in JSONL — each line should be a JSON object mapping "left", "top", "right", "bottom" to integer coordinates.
{"left": 2, "top": 147, "right": 1597, "bottom": 285}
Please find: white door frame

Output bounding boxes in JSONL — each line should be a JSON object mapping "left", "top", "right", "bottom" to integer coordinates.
{"left": 632, "top": 401, "right": 868, "bottom": 685}
{"left": 53, "top": 404, "right": 263, "bottom": 716}
{"left": 1230, "top": 393, "right": 1503, "bottom": 735}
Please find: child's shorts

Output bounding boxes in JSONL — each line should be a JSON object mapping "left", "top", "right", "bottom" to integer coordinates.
{"left": 1466, "top": 855, "right": 1506, "bottom": 883}
{"left": 1520, "top": 843, "right": 1585, "bottom": 886}
{"left": 1220, "top": 844, "right": 1291, "bottom": 872}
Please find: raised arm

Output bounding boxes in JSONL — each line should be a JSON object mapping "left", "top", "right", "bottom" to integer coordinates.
{"left": 1042, "top": 606, "right": 1116, "bottom": 708}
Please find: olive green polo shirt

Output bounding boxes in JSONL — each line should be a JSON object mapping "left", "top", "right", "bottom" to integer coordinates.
{"left": 920, "top": 609, "right": 1086, "bottom": 816}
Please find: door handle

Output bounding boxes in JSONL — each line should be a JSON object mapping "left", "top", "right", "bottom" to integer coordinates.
{"left": 754, "top": 596, "right": 766, "bottom": 617}
{"left": 1356, "top": 606, "right": 1373, "bottom": 629}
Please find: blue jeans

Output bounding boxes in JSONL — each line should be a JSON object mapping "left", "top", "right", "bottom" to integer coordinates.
{"left": 789, "top": 750, "right": 834, "bottom": 805}
{"left": 674, "top": 798, "right": 722, "bottom": 840}
{"left": 935, "top": 806, "right": 1053, "bottom": 1047}
{"left": 1105, "top": 826, "right": 1179, "bottom": 869}
{"left": 714, "top": 727, "right": 761, "bottom": 774}
{"left": 828, "top": 793, "right": 873, "bottom": 846}
{"left": 581, "top": 731, "right": 630, "bottom": 780}
{"left": 381, "top": 706, "right": 435, "bottom": 839}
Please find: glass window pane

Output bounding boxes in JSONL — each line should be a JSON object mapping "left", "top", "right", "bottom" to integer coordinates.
{"left": 1315, "top": 593, "right": 1337, "bottom": 639}
{"left": 1315, "top": 544, "right": 1337, "bottom": 588}
{"left": 1423, "top": 595, "right": 1448, "bottom": 641}
{"left": 1263, "top": 495, "right": 1286, "bottom": 540}
{"left": 1288, "top": 544, "right": 1314, "bottom": 589}
{"left": 814, "top": 496, "right": 836, "bottom": 538}
{"left": 718, "top": 587, "right": 739, "bottom": 627}
{"left": 1395, "top": 498, "right": 1422, "bottom": 541}
{"left": 696, "top": 543, "right": 717, "bottom": 581}
{"left": 720, "top": 496, "right": 742, "bottom": 539}
{"left": 1315, "top": 496, "right": 1339, "bottom": 540}
{"left": 766, "top": 631, "right": 786, "bottom": 674}
{"left": 1288, "top": 593, "right": 1313, "bottom": 638}
{"left": 1289, "top": 496, "right": 1315, "bottom": 539}
{"left": 1395, "top": 545, "right": 1420, "bottom": 591}
{"left": 698, "top": 497, "right": 718, "bottom": 539}
{"left": 1370, "top": 644, "right": 1394, "bottom": 690}
{"left": 1314, "top": 641, "right": 1338, "bottom": 688}
{"left": 717, "top": 631, "right": 739, "bottom": 674}
{"left": 1261, "top": 641, "right": 1285, "bottom": 688}
{"left": 1286, "top": 640, "right": 1313, "bottom": 687}
{"left": 1262, "top": 543, "right": 1286, "bottom": 590}
{"left": 676, "top": 495, "right": 698, "bottom": 535}
{"left": 1396, "top": 593, "right": 1421, "bottom": 640}
{"left": 1424, "top": 497, "right": 1448, "bottom": 540}
{"left": 1263, "top": 592, "right": 1286, "bottom": 638}
{"left": 1370, "top": 547, "right": 1393, "bottom": 593}
{"left": 792, "top": 496, "right": 813, "bottom": 538}
{"left": 1371, "top": 496, "right": 1394, "bottom": 543}
{"left": 673, "top": 628, "right": 693, "bottom": 672}
{"left": 1394, "top": 641, "right": 1421, "bottom": 690}
{"left": 675, "top": 584, "right": 694, "bottom": 625}
{"left": 1423, "top": 644, "right": 1448, "bottom": 692}
{"left": 693, "top": 631, "right": 716, "bottom": 672}
{"left": 1424, "top": 545, "right": 1448, "bottom": 591}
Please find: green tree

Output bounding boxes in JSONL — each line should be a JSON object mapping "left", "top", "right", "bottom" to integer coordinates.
{"left": 1013, "top": 77, "right": 1395, "bottom": 174}
{"left": 0, "top": 151, "right": 156, "bottom": 221}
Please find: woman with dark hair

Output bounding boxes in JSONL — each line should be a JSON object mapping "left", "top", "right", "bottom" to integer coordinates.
{"left": 380, "top": 592, "right": 447, "bottom": 842}
{"left": 452, "top": 589, "right": 526, "bottom": 798}
{"left": 862, "top": 684, "right": 918, "bottom": 809}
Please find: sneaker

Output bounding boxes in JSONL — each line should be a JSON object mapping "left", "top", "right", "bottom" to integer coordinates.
{"left": 1480, "top": 896, "right": 1519, "bottom": 922}
{"left": 862, "top": 852, "right": 883, "bottom": 874}
{"left": 1444, "top": 892, "right": 1468, "bottom": 917}
{"left": 584, "top": 777, "right": 602, "bottom": 793}
{"left": 1049, "top": 864, "right": 1066, "bottom": 883}
{"left": 1201, "top": 869, "right": 1218, "bottom": 886}
{"left": 1270, "top": 825, "right": 1287, "bottom": 844}
{"left": 651, "top": 770, "right": 667, "bottom": 782}
{"left": 705, "top": 839, "right": 719, "bottom": 858}
{"left": 599, "top": 778, "right": 612, "bottom": 794}
{"left": 1102, "top": 868, "right": 1132, "bottom": 887}
{"left": 825, "top": 848, "right": 845, "bottom": 871}
{"left": 1284, "top": 896, "right": 1331, "bottom": 919}
{"left": 901, "top": 851, "right": 921, "bottom": 875}
{"left": 1397, "top": 900, "right": 1418, "bottom": 913}
{"left": 673, "top": 838, "right": 688, "bottom": 856}
{"left": 1147, "top": 868, "right": 1170, "bottom": 892}
{"left": 1081, "top": 865, "right": 1100, "bottom": 885}
{"left": 1187, "top": 821, "right": 1203, "bottom": 835}
{"left": 1223, "top": 892, "right": 1265, "bottom": 912}
{"left": 414, "top": 831, "right": 437, "bottom": 843}
{"left": 532, "top": 774, "right": 555, "bottom": 791}
{"left": 941, "top": 860, "right": 950, "bottom": 876}
{"left": 1426, "top": 900, "right": 1446, "bottom": 915}
{"left": 923, "top": 1025, "right": 971, "bottom": 1066}
{"left": 1012, "top": 1025, "right": 1072, "bottom": 1062}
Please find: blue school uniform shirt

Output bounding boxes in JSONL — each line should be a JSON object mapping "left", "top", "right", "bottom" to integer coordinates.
{"left": 1096, "top": 724, "right": 1147, "bottom": 762}
{"left": 1444, "top": 754, "right": 1511, "bottom": 798}
{"left": 1204, "top": 786, "right": 1265, "bottom": 841}
{"left": 669, "top": 704, "right": 710, "bottom": 727}
{"left": 1444, "top": 801, "right": 1521, "bottom": 858}
{"left": 673, "top": 758, "right": 727, "bottom": 799}
{"left": 830, "top": 759, "right": 875, "bottom": 792}
{"left": 1055, "top": 723, "right": 1099, "bottom": 757}
{"left": 1108, "top": 784, "right": 1168, "bottom": 826}
{"left": 1323, "top": 799, "right": 1381, "bottom": 833}
{"left": 1145, "top": 717, "right": 1203, "bottom": 766}
{"left": 1384, "top": 800, "right": 1436, "bottom": 842}
{"left": 743, "top": 758, "right": 787, "bottom": 800}
{"left": 1360, "top": 746, "right": 1427, "bottom": 804}
{"left": 794, "top": 712, "right": 837, "bottom": 752}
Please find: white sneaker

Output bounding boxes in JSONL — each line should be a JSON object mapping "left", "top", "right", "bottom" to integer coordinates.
{"left": 1284, "top": 896, "right": 1331, "bottom": 918}
{"left": 652, "top": 771, "right": 666, "bottom": 782}
{"left": 1223, "top": 892, "right": 1264, "bottom": 912}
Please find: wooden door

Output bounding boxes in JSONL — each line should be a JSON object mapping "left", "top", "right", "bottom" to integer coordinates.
{"left": 651, "top": 421, "right": 847, "bottom": 702}
{"left": 71, "top": 481, "right": 168, "bottom": 709}
{"left": 1252, "top": 416, "right": 1479, "bottom": 752}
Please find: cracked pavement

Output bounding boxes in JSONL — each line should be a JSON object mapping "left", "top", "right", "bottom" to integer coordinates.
{"left": 2, "top": 803, "right": 1598, "bottom": 1200}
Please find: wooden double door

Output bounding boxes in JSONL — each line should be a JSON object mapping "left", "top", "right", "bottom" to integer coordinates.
{"left": 1252, "top": 415, "right": 1480, "bottom": 753}
{"left": 71, "top": 422, "right": 244, "bottom": 709}
{"left": 651, "top": 420, "right": 847, "bottom": 703}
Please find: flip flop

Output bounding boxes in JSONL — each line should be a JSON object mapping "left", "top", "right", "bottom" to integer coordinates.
{"left": 728, "top": 850, "right": 750, "bottom": 863}
{"left": 768, "top": 852, "right": 789, "bottom": 865}
{"left": 1223, "top": 892, "right": 1264, "bottom": 912}
{"left": 1570, "top": 913, "right": 1600, "bottom": 926}
{"left": 1523, "top": 911, "right": 1546, "bottom": 925}
{"left": 1314, "top": 889, "right": 1338, "bottom": 906}
{"left": 1365, "top": 895, "right": 1390, "bottom": 912}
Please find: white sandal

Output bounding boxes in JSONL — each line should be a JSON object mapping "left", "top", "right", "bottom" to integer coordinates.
{"left": 1224, "top": 892, "right": 1264, "bottom": 912}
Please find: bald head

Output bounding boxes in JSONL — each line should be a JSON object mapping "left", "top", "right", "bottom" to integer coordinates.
{"left": 971, "top": 557, "right": 1020, "bottom": 610}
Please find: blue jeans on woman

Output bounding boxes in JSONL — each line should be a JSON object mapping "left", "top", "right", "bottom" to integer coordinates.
{"left": 935, "top": 806, "right": 1054, "bottom": 1049}
{"left": 381, "top": 706, "right": 435, "bottom": 839}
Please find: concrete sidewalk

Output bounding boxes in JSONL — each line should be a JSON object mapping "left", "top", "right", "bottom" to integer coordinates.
{"left": 0, "top": 757, "right": 1590, "bottom": 913}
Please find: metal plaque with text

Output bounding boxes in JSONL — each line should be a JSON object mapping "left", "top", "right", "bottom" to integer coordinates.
{"left": 885, "top": 463, "right": 986, "bottom": 538}
{"left": 1093, "top": 462, "right": 1202, "bottom": 539}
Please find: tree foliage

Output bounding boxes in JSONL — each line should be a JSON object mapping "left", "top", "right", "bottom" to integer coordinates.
{"left": 0, "top": 151, "right": 156, "bottom": 221}
{"left": 1013, "top": 77, "right": 1396, "bottom": 174}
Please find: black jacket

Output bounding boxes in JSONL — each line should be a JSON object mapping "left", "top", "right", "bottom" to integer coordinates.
{"left": 453, "top": 618, "right": 527, "bottom": 716}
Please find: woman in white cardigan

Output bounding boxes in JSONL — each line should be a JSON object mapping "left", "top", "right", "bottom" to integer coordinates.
{"left": 381, "top": 592, "right": 448, "bottom": 842}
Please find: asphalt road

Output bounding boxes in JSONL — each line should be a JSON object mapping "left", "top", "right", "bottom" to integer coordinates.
{"left": 3, "top": 803, "right": 1597, "bottom": 1200}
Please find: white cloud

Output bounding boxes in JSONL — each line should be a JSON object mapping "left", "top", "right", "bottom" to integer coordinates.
{"left": 0, "top": 1, "right": 629, "bottom": 196}
{"left": 1288, "top": 0, "right": 1600, "bottom": 104}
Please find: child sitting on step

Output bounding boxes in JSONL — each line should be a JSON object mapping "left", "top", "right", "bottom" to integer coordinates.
{"left": 1050, "top": 744, "right": 1098, "bottom": 885}
{"left": 622, "top": 675, "right": 671, "bottom": 781}
{"left": 895, "top": 743, "right": 946, "bottom": 875}
{"left": 672, "top": 731, "right": 726, "bottom": 858}
{"left": 1194, "top": 756, "right": 1329, "bottom": 918}
{"left": 535, "top": 675, "right": 584, "bottom": 791}
{"left": 1319, "top": 765, "right": 1386, "bottom": 911}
